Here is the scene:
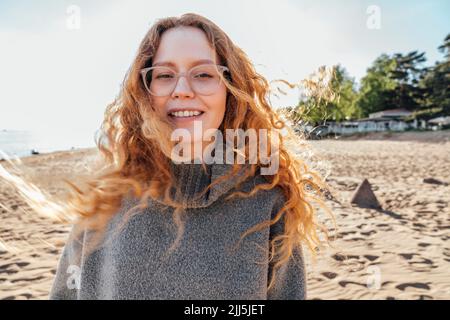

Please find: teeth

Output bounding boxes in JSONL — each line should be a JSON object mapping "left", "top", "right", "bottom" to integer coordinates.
{"left": 170, "top": 110, "right": 202, "bottom": 117}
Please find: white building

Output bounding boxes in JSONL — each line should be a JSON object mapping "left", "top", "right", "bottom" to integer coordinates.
{"left": 324, "top": 108, "right": 415, "bottom": 135}
{"left": 296, "top": 108, "right": 447, "bottom": 138}
{"left": 368, "top": 108, "right": 413, "bottom": 120}
{"left": 428, "top": 116, "right": 450, "bottom": 130}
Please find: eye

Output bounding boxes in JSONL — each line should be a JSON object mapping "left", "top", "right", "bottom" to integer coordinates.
{"left": 155, "top": 73, "right": 175, "bottom": 79}
{"left": 194, "top": 72, "right": 213, "bottom": 79}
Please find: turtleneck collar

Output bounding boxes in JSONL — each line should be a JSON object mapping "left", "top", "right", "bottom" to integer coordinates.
{"left": 153, "top": 160, "right": 251, "bottom": 209}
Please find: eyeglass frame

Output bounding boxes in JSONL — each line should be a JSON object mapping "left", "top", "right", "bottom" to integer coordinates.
{"left": 140, "top": 64, "right": 230, "bottom": 97}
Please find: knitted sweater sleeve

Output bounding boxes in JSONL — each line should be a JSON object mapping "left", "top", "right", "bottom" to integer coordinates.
{"left": 266, "top": 190, "right": 307, "bottom": 300}
{"left": 48, "top": 224, "right": 85, "bottom": 300}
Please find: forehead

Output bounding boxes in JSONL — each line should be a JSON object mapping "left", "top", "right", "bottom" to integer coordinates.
{"left": 152, "top": 26, "right": 220, "bottom": 67}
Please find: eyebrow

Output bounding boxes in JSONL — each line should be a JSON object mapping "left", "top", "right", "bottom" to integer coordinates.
{"left": 152, "top": 59, "right": 216, "bottom": 68}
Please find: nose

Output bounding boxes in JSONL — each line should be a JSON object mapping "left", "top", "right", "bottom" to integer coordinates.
{"left": 171, "top": 75, "right": 194, "bottom": 99}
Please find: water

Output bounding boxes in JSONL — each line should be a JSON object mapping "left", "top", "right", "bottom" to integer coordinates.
{"left": 0, "top": 129, "right": 96, "bottom": 159}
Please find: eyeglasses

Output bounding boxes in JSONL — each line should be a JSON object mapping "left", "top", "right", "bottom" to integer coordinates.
{"left": 140, "top": 64, "right": 229, "bottom": 97}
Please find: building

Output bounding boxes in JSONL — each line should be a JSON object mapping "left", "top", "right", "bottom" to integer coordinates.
{"left": 322, "top": 108, "right": 419, "bottom": 136}
{"left": 295, "top": 108, "right": 447, "bottom": 138}
{"left": 428, "top": 116, "right": 450, "bottom": 130}
{"left": 368, "top": 108, "right": 413, "bottom": 120}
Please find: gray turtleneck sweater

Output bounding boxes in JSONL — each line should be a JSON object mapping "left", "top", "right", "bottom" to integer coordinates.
{"left": 49, "top": 161, "right": 306, "bottom": 300}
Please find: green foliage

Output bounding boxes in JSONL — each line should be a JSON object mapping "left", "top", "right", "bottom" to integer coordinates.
{"left": 284, "top": 66, "right": 337, "bottom": 126}
{"left": 420, "top": 33, "right": 450, "bottom": 117}
{"left": 388, "top": 51, "right": 427, "bottom": 111}
{"left": 324, "top": 64, "right": 360, "bottom": 122}
{"left": 283, "top": 33, "right": 449, "bottom": 125}
{"left": 293, "top": 65, "right": 358, "bottom": 125}
{"left": 356, "top": 54, "right": 397, "bottom": 117}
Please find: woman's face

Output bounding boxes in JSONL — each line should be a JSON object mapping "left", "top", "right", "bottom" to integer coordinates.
{"left": 150, "top": 26, "right": 227, "bottom": 157}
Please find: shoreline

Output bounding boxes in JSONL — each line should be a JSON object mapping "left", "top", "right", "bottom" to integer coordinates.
{"left": 0, "top": 147, "right": 96, "bottom": 162}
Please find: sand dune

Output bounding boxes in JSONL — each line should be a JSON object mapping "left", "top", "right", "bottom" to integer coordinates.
{"left": 0, "top": 131, "right": 449, "bottom": 299}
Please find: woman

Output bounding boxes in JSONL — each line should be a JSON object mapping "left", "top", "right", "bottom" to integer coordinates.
{"left": 47, "top": 13, "right": 332, "bottom": 300}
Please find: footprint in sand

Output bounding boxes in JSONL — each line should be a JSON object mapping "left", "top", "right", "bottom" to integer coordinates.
{"left": 376, "top": 223, "right": 393, "bottom": 231}
{"left": 360, "top": 230, "right": 377, "bottom": 236}
{"left": 321, "top": 272, "right": 338, "bottom": 280}
{"left": 332, "top": 253, "right": 368, "bottom": 272}
{"left": 398, "top": 253, "right": 437, "bottom": 272}
{"left": 396, "top": 282, "right": 431, "bottom": 291}
{"left": 399, "top": 253, "right": 415, "bottom": 260}
{"left": 417, "top": 294, "right": 433, "bottom": 300}
{"left": 2, "top": 293, "right": 33, "bottom": 300}
{"left": 347, "top": 237, "right": 366, "bottom": 241}
{"left": 0, "top": 262, "right": 30, "bottom": 275}
{"left": 338, "top": 279, "right": 393, "bottom": 289}
{"left": 332, "top": 253, "right": 359, "bottom": 262}
{"left": 417, "top": 242, "right": 431, "bottom": 248}
{"left": 338, "top": 280, "right": 367, "bottom": 288}
{"left": 363, "top": 255, "right": 379, "bottom": 262}
{"left": 9, "top": 275, "right": 46, "bottom": 283}
{"left": 336, "top": 230, "right": 357, "bottom": 240}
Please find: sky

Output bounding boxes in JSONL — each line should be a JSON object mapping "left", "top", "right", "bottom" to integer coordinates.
{"left": 0, "top": 0, "right": 449, "bottom": 146}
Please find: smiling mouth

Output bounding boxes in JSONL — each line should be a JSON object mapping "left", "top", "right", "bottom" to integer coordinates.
{"left": 168, "top": 110, "right": 205, "bottom": 120}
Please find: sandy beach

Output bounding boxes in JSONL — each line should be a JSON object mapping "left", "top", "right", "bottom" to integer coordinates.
{"left": 0, "top": 131, "right": 449, "bottom": 300}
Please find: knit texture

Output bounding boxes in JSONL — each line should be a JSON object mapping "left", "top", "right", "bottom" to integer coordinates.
{"left": 49, "top": 161, "right": 306, "bottom": 300}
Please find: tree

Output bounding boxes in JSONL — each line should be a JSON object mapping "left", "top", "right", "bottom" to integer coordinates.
{"left": 324, "top": 64, "right": 360, "bottom": 121}
{"left": 420, "top": 33, "right": 450, "bottom": 117}
{"left": 292, "top": 65, "right": 359, "bottom": 125}
{"left": 356, "top": 54, "right": 397, "bottom": 117}
{"left": 388, "top": 51, "right": 427, "bottom": 111}
{"left": 357, "top": 51, "right": 428, "bottom": 117}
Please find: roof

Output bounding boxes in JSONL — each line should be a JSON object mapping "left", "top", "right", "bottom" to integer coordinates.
{"left": 356, "top": 117, "right": 405, "bottom": 122}
{"left": 369, "top": 108, "right": 413, "bottom": 118}
{"left": 428, "top": 116, "right": 450, "bottom": 125}
{"left": 378, "top": 108, "right": 411, "bottom": 114}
